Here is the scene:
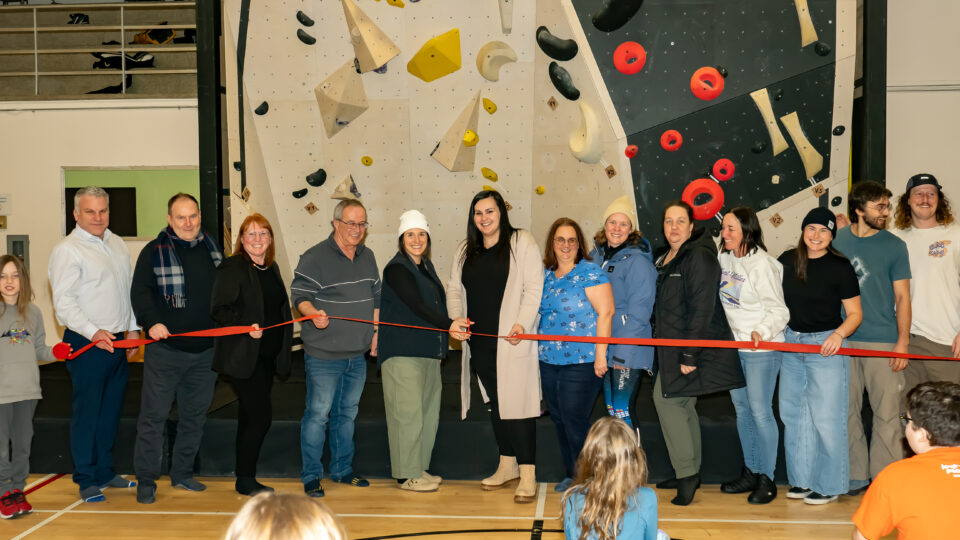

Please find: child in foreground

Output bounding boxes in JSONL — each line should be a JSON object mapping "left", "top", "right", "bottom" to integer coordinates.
{"left": 0, "top": 255, "right": 59, "bottom": 519}
{"left": 562, "top": 416, "right": 668, "bottom": 540}
{"left": 225, "top": 491, "right": 347, "bottom": 540}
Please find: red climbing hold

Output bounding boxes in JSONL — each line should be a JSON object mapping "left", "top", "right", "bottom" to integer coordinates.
{"left": 682, "top": 178, "right": 725, "bottom": 220}
{"left": 613, "top": 41, "right": 646, "bottom": 75}
{"left": 624, "top": 144, "right": 638, "bottom": 158}
{"left": 712, "top": 158, "right": 735, "bottom": 181}
{"left": 690, "top": 67, "right": 724, "bottom": 100}
{"left": 660, "top": 130, "right": 682, "bottom": 151}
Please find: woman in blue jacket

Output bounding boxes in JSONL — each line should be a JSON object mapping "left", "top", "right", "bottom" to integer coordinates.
{"left": 588, "top": 196, "right": 657, "bottom": 430}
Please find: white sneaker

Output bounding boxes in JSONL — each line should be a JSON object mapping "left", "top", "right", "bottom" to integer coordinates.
{"left": 422, "top": 471, "right": 442, "bottom": 484}
{"left": 399, "top": 477, "right": 439, "bottom": 492}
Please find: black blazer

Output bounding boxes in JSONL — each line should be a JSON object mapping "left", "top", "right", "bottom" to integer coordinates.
{"left": 210, "top": 255, "right": 292, "bottom": 379}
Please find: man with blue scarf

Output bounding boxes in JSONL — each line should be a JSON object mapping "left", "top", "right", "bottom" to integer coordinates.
{"left": 130, "top": 193, "right": 223, "bottom": 504}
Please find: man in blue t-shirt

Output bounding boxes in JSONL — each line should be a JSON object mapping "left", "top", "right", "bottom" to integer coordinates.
{"left": 833, "top": 181, "right": 912, "bottom": 496}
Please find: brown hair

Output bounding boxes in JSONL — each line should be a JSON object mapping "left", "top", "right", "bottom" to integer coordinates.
{"left": 224, "top": 492, "right": 346, "bottom": 540}
{"left": 894, "top": 189, "right": 955, "bottom": 229}
{"left": 543, "top": 217, "right": 592, "bottom": 271}
{"left": 0, "top": 255, "right": 32, "bottom": 319}
{"left": 792, "top": 228, "right": 846, "bottom": 282}
{"left": 397, "top": 232, "right": 432, "bottom": 261}
{"left": 561, "top": 417, "right": 649, "bottom": 540}
{"left": 167, "top": 192, "right": 199, "bottom": 215}
{"left": 233, "top": 213, "right": 276, "bottom": 267}
{"left": 907, "top": 381, "right": 960, "bottom": 447}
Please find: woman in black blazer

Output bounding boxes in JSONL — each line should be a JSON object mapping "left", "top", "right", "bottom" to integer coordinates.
{"left": 210, "top": 213, "right": 292, "bottom": 496}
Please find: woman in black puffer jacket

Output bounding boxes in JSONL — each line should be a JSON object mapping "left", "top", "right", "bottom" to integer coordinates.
{"left": 651, "top": 201, "right": 745, "bottom": 506}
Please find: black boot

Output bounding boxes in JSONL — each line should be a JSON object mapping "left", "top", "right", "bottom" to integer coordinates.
{"left": 655, "top": 477, "right": 678, "bottom": 489}
{"left": 747, "top": 474, "right": 777, "bottom": 504}
{"left": 670, "top": 473, "right": 700, "bottom": 506}
{"left": 236, "top": 477, "right": 274, "bottom": 496}
{"left": 721, "top": 467, "right": 758, "bottom": 494}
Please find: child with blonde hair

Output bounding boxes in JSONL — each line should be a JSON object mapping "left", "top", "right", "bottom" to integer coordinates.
{"left": 225, "top": 492, "right": 347, "bottom": 540}
{"left": 562, "top": 416, "right": 666, "bottom": 540}
{"left": 0, "top": 255, "right": 59, "bottom": 519}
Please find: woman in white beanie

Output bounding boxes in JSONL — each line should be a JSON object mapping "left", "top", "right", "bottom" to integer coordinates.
{"left": 378, "top": 210, "right": 470, "bottom": 492}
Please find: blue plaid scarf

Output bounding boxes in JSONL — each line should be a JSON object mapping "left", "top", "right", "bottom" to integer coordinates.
{"left": 153, "top": 226, "right": 224, "bottom": 308}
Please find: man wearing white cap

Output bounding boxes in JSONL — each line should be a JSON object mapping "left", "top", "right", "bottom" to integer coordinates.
{"left": 892, "top": 173, "right": 960, "bottom": 387}
{"left": 378, "top": 210, "right": 470, "bottom": 492}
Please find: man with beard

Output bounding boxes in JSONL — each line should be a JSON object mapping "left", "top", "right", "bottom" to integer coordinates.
{"left": 833, "top": 180, "right": 912, "bottom": 496}
{"left": 892, "top": 173, "right": 960, "bottom": 387}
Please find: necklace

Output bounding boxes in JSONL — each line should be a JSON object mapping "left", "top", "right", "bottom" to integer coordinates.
{"left": 252, "top": 261, "right": 268, "bottom": 271}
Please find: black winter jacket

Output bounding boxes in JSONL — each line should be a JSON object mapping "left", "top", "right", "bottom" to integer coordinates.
{"left": 653, "top": 227, "right": 745, "bottom": 398}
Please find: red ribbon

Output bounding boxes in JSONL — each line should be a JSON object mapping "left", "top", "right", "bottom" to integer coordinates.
{"left": 55, "top": 315, "right": 960, "bottom": 362}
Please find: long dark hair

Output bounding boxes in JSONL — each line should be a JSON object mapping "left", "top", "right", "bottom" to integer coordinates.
{"left": 792, "top": 228, "right": 846, "bottom": 282}
{"left": 0, "top": 254, "right": 32, "bottom": 319}
{"left": 543, "top": 218, "right": 592, "bottom": 271}
{"left": 720, "top": 206, "right": 766, "bottom": 256}
{"left": 462, "top": 190, "right": 516, "bottom": 264}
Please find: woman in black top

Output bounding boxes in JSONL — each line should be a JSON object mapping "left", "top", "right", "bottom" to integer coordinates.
{"left": 651, "top": 201, "right": 744, "bottom": 506}
{"left": 210, "top": 214, "right": 292, "bottom": 496}
{"left": 379, "top": 210, "right": 469, "bottom": 493}
{"left": 777, "top": 207, "right": 861, "bottom": 505}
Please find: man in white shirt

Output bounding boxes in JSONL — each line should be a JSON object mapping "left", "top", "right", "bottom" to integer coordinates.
{"left": 48, "top": 186, "right": 140, "bottom": 503}
{"left": 891, "top": 173, "right": 960, "bottom": 389}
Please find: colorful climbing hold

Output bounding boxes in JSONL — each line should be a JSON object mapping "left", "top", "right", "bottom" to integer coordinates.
{"left": 690, "top": 67, "right": 724, "bottom": 100}
{"left": 624, "top": 145, "right": 638, "bottom": 158}
{"left": 482, "top": 185, "right": 496, "bottom": 191}
{"left": 536, "top": 26, "right": 578, "bottom": 61}
{"left": 481, "top": 167, "right": 498, "bottom": 182}
{"left": 407, "top": 29, "right": 462, "bottom": 82}
{"left": 361, "top": 156, "right": 373, "bottom": 166}
{"left": 712, "top": 159, "right": 735, "bottom": 181}
{"left": 482, "top": 97, "right": 498, "bottom": 114}
{"left": 535, "top": 185, "right": 546, "bottom": 195}
{"left": 462, "top": 129, "right": 479, "bottom": 147}
{"left": 613, "top": 42, "right": 646, "bottom": 75}
{"left": 384, "top": 0, "right": 405, "bottom": 7}
{"left": 660, "top": 130, "right": 682, "bottom": 151}
{"left": 549, "top": 62, "right": 580, "bottom": 101}
{"left": 682, "top": 178, "right": 724, "bottom": 220}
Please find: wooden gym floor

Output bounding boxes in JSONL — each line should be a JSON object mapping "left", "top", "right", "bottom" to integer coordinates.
{"left": 2, "top": 474, "right": 892, "bottom": 539}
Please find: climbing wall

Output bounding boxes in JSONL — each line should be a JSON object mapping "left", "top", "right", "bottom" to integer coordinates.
{"left": 224, "top": 0, "right": 856, "bottom": 277}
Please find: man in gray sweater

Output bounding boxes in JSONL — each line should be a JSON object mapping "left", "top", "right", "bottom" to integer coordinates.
{"left": 291, "top": 199, "right": 380, "bottom": 498}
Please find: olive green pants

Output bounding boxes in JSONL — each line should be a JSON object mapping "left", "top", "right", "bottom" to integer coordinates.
{"left": 652, "top": 375, "right": 701, "bottom": 478}
{"left": 381, "top": 356, "right": 442, "bottom": 480}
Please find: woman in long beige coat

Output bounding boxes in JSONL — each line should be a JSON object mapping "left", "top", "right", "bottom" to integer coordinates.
{"left": 447, "top": 190, "right": 544, "bottom": 504}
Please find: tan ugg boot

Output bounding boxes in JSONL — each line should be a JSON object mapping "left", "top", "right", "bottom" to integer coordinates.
{"left": 513, "top": 464, "right": 536, "bottom": 503}
{"left": 480, "top": 455, "right": 520, "bottom": 491}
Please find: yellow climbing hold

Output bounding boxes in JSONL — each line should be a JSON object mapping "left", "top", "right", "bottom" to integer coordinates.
{"left": 481, "top": 167, "right": 498, "bottom": 182}
{"left": 463, "top": 129, "right": 479, "bottom": 147}
{"left": 361, "top": 156, "right": 373, "bottom": 166}
{"left": 535, "top": 185, "right": 546, "bottom": 195}
{"left": 482, "top": 185, "right": 496, "bottom": 191}
{"left": 384, "top": 0, "right": 405, "bottom": 7}
{"left": 482, "top": 97, "right": 497, "bottom": 114}
{"left": 407, "top": 29, "right": 461, "bottom": 83}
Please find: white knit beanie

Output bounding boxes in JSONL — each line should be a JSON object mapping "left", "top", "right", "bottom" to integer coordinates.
{"left": 397, "top": 209, "right": 431, "bottom": 237}
{"left": 602, "top": 195, "right": 637, "bottom": 230}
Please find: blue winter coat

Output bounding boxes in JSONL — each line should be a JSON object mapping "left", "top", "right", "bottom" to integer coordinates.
{"left": 589, "top": 237, "right": 657, "bottom": 370}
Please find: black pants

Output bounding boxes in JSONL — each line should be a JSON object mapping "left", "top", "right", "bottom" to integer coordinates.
{"left": 230, "top": 357, "right": 274, "bottom": 478}
{"left": 472, "top": 347, "right": 536, "bottom": 465}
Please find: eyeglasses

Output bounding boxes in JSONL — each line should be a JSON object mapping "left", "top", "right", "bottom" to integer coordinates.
{"left": 899, "top": 413, "right": 913, "bottom": 427}
{"left": 244, "top": 231, "right": 270, "bottom": 239}
{"left": 337, "top": 219, "right": 369, "bottom": 230}
{"left": 867, "top": 203, "right": 890, "bottom": 212}
{"left": 554, "top": 237, "right": 578, "bottom": 246}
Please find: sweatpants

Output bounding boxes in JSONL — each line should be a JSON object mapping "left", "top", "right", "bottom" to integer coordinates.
{"left": 0, "top": 399, "right": 38, "bottom": 493}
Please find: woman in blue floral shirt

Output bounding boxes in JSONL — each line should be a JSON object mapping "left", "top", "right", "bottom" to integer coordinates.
{"left": 538, "top": 218, "right": 615, "bottom": 493}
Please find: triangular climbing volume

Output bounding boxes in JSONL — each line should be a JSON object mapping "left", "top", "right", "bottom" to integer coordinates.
{"left": 341, "top": 0, "right": 401, "bottom": 73}
{"left": 331, "top": 175, "right": 362, "bottom": 200}
{"left": 431, "top": 91, "right": 481, "bottom": 172}
{"left": 314, "top": 61, "right": 370, "bottom": 138}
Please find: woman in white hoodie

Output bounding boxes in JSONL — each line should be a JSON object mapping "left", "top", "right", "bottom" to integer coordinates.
{"left": 717, "top": 207, "right": 790, "bottom": 505}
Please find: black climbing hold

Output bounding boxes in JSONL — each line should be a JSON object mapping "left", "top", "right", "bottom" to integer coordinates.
{"left": 773, "top": 88, "right": 784, "bottom": 101}
{"left": 233, "top": 161, "right": 242, "bottom": 171}
{"left": 373, "top": 63, "right": 388, "bottom": 74}
{"left": 815, "top": 41, "right": 832, "bottom": 56}
{"left": 293, "top": 188, "right": 308, "bottom": 199}
{"left": 296, "top": 10, "right": 314, "bottom": 27}
{"left": 536, "top": 26, "right": 578, "bottom": 61}
{"left": 354, "top": 58, "right": 362, "bottom": 74}
{"left": 832, "top": 125, "right": 845, "bottom": 136}
{"left": 254, "top": 101, "right": 269, "bottom": 115}
{"left": 716, "top": 65, "right": 728, "bottom": 78}
{"left": 831, "top": 196, "right": 842, "bottom": 207}
{"left": 591, "top": 0, "right": 644, "bottom": 32}
{"left": 759, "top": 200, "right": 771, "bottom": 210}
{"left": 297, "top": 28, "right": 316, "bottom": 45}
{"left": 751, "top": 141, "right": 767, "bottom": 154}
{"left": 306, "top": 168, "right": 327, "bottom": 187}
{"left": 548, "top": 62, "right": 580, "bottom": 101}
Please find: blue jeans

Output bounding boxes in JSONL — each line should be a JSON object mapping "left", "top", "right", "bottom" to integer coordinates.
{"left": 300, "top": 355, "right": 366, "bottom": 483}
{"left": 729, "top": 350, "right": 781, "bottom": 479}
{"left": 540, "top": 362, "right": 603, "bottom": 478}
{"left": 779, "top": 328, "right": 850, "bottom": 496}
